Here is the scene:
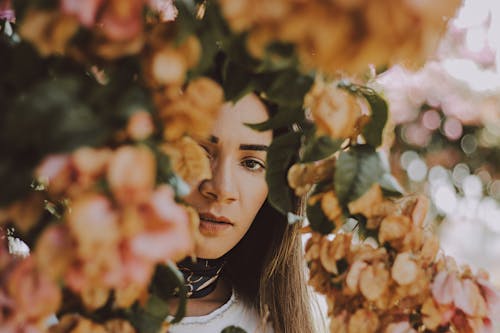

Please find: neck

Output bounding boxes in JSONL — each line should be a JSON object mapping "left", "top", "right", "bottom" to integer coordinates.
{"left": 177, "top": 256, "right": 227, "bottom": 299}
{"left": 169, "top": 276, "right": 232, "bottom": 317}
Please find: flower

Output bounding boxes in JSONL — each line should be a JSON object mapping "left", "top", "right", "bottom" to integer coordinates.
{"left": 129, "top": 185, "right": 193, "bottom": 262}
{"left": 144, "top": 34, "right": 201, "bottom": 87}
{"left": 347, "top": 184, "right": 384, "bottom": 218}
{"left": 305, "top": 82, "right": 363, "bottom": 139}
{"left": 107, "top": 145, "right": 157, "bottom": 206}
{"left": 126, "top": 111, "right": 155, "bottom": 141}
{"left": 161, "top": 136, "right": 212, "bottom": 187}
{"left": 5, "top": 257, "right": 62, "bottom": 327}
{"left": 158, "top": 77, "right": 224, "bottom": 141}
{"left": 287, "top": 158, "right": 335, "bottom": 196}
{"left": 19, "top": 9, "right": 79, "bottom": 57}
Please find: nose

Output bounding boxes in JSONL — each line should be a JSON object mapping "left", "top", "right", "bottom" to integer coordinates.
{"left": 199, "top": 157, "right": 238, "bottom": 204}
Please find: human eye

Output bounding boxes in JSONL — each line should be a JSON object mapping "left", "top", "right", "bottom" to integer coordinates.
{"left": 241, "top": 157, "right": 265, "bottom": 172}
{"left": 198, "top": 143, "right": 214, "bottom": 160}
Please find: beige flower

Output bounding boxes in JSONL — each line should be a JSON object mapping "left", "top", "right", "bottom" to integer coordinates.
{"left": 305, "top": 82, "right": 363, "bottom": 139}
{"left": 107, "top": 145, "right": 157, "bottom": 206}
{"left": 320, "top": 191, "right": 344, "bottom": 229}
{"left": 330, "top": 311, "right": 348, "bottom": 333}
{"left": 391, "top": 252, "right": 419, "bottom": 285}
{"left": 359, "top": 262, "right": 389, "bottom": 301}
{"left": 161, "top": 136, "right": 212, "bottom": 187}
{"left": 346, "top": 260, "right": 368, "bottom": 294}
{"left": 348, "top": 309, "right": 379, "bottom": 333}
{"left": 378, "top": 215, "right": 411, "bottom": 246}
{"left": 81, "top": 285, "right": 110, "bottom": 311}
{"left": 319, "top": 233, "right": 352, "bottom": 274}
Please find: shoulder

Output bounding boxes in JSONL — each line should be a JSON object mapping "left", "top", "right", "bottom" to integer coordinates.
{"left": 168, "top": 290, "right": 274, "bottom": 333}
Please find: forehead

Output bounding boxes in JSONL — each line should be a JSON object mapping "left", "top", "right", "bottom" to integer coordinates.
{"left": 212, "top": 94, "right": 272, "bottom": 145}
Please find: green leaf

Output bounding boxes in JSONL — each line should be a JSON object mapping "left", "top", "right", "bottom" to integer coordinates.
{"left": 128, "top": 294, "right": 170, "bottom": 333}
{"left": 221, "top": 326, "right": 247, "bottom": 333}
{"left": 337, "top": 81, "right": 388, "bottom": 148}
{"left": 222, "top": 59, "right": 255, "bottom": 102}
{"left": 129, "top": 262, "right": 188, "bottom": 332}
{"left": 361, "top": 89, "right": 388, "bottom": 148}
{"left": 301, "top": 136, "right": 342, "bottom": 163}
{"left": 306, "top": 199, "right": 334, "bottom": 235}
{"left": 266, "top": 132, "right": 301, "bottom": 215}
{"left": 334, "top": 145, "right": 385, "bottom": 206}
{"left": 150, "top": 262, "right": 188, "bottom": 324}
{"left": 174, "top": 0, "right": 198, "bottom": 45}
{"left": 379, "top": 173, "right": 405, "bottom": 197}
{"left": 266, "top": 69, "right": 313, "bottom": 108}
{"left": 245, "top": 106, "right": 304, "bottom": 132}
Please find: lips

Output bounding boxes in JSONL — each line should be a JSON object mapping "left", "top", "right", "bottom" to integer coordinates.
{"left": 199, "top": 212, "right": 233, "bottom": 225}
{"left": 198, "top": 212, "right": 233, "bottom": 235}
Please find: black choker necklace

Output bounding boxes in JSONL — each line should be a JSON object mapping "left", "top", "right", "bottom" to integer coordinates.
{"left": 177, "top": 256, "right": 226, "bottom": 298}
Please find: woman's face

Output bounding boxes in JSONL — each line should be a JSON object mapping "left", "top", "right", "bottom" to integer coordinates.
{"left": 185, "top": 94, "right": 272, "bottom": 259}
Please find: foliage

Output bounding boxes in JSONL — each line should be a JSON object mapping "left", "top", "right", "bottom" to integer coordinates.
{"left": 1, "top": 1, "right": 498, "bottom": 333}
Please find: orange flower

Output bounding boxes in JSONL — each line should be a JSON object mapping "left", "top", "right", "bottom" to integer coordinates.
{"left": 347, "top": 184, "right": 384, "bottom": 218}
{"left": 35, "top": 224, "right": 75, "bottom": 281}
{"left": 161, "top": 136, "right": 212, "bottom": 187}
{"left": 348, "top": 309, "right": 379, "bottom": 333}
{"left": 49, "top": 314, "right": 107, "bottom": 333}
{"left": 305, "top": 82, "right": 363, "bottom": 140}
{"left": 19, "top": 9, "right": 79, "bottom": 57}
{"left": 4, "top": 193, "right": 44, "bottom": 233}
{"left": 6, "top": 257, "right": 62, "bottom": 324}
{"left": 159, "top": 77, "right": 224, "bottom": 141}
{"left": 107, "top": 145, "right": 157, "bottom": 206}
{"left": 287, "top": 159, "right": 335, "bottom": 196}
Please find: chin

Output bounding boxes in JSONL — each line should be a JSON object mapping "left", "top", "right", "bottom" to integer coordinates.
{"left": 194, "top": 238, "right": 233, "bottom": 259}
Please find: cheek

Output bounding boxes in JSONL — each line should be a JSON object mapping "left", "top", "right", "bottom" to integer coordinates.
{"left": 240, "top": 176, "right": 268, "bottom": 227}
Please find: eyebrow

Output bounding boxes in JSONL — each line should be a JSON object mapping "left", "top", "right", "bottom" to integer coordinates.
{"left": 239, "top": 144, "right": 268, "bottom": 151}
{"left": 208, "top": 135, "right": 268, "bottom": 151}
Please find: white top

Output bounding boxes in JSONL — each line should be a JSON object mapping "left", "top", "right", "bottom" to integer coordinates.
{"left": 168, "top": 290, "right": 274, "bottom": 333}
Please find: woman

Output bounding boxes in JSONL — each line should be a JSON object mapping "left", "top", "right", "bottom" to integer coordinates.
{"left": 168, "top": 93, "right": 315, "bottom": 333}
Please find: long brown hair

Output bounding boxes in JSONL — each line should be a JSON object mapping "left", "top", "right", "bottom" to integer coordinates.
{"left": 224, "top": 198, "right": 315, "bottom": 333}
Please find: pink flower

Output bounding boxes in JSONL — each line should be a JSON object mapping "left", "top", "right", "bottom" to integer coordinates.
{"left": 67, "top": 193, "right": 120, "bottom": 259}
{"left": 432, "top": 271, "right": 456, "bottom": 305}
{"left": 107, "top": 145, "right": 156, "bottom": 206}
{"left": 477, "top": 278, "right": 500, "bottom": 319}
{"left": 61, "top": 0, "right": 104, "bottom": 27}
{"left": 453, "top": 278, "right": 488, "bottom": 317}
{"left": 148, "top": 0, "right": 178, "bottom": 21}
{"left": 6, "top": 257, "right": 61, "bottom": 324}
{"left": 98, "top": 0, "right": 144, "bottom": 41}
{"left": 0, "top": 0, "right": 15, "bottom": 22}
{"left": 61, "top": 0, "right": 146, "bottom": 41}
{"left": 130, "top": 185, "right": 193, "bottom": 262}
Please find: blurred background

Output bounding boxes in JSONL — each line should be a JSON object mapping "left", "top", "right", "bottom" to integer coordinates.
{"left": 377, "top": 0, "right": 500, "bottom": 287}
